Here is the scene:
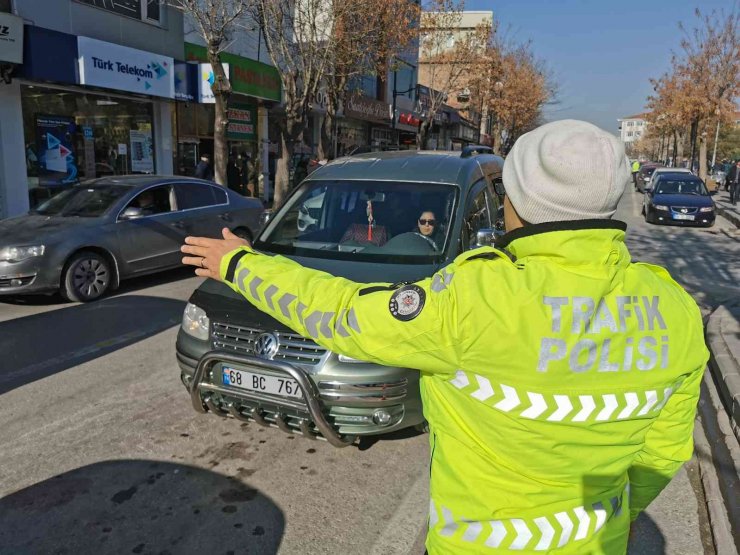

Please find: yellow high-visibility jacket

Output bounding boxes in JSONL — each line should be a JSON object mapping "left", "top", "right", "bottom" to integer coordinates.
{"left": 219, "top": 220, "right": 708, "bottom": 554}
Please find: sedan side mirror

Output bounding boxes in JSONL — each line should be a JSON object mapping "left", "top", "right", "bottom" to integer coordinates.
{"left": 119, "top": 206, "right": 143, "bottom": 220}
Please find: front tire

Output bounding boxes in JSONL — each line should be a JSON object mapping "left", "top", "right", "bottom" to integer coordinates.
{"left": 61, "top": 251, "right": 111, "bottom": 302}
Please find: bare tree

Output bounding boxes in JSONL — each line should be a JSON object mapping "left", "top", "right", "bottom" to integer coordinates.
{"left": 418, "top": 0, "right": 491, "bottom": 149}
{"left": 168, "top": 0, "right": 252, "bottom": 185}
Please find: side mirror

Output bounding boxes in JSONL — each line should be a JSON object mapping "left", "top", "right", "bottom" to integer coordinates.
{"left": 119, "top": 206, "right": 143, "bottom": 220}
{"left": 492, "top": 179, "right": 505, "bottom": 197}
{"left": 644, "top": 187, "right": 653, "bottom": 194}
{"left": 475, "top": 228, "right": 496, "bottom": 248}
{"left": 259, "top": 209, "right": 273, "bottom": 227}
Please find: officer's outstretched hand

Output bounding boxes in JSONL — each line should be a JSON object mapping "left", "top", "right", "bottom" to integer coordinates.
{"left": 181, "top": 227, "right": 250, "bottom": 281}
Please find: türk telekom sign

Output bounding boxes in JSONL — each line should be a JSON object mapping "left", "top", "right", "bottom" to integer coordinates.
{"left": 78, "top": 36, "right": 175, "bottom": 99}
{"left": 0, "top": 12, "right": 24, "bottom": 64}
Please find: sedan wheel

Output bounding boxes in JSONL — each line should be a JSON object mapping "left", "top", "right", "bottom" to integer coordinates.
{"left": 62, "top": 251, "right": 111, "bottom": 302}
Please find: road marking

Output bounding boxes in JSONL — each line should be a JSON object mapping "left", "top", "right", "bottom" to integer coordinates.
{"left": 368, "top": 470, "right": 429, "bottom": 555}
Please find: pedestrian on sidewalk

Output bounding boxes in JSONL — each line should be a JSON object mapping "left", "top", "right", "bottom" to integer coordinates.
{"left": 182, "top": 120, "right": 708, "bottom": 555}
{"left": 728, "top": 160, "right": 740, "bottom": 205}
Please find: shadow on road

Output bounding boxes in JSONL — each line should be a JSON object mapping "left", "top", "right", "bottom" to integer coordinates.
{"left": 0, "top": 295, "right": 185, "bottom": 395}
{"left": 628, "top": 513, "right": 666, "bottom": 554}
{"left": 0, "top": 459, "right": 285, "bottom": 555}
{"left": 625, "top": 223, "right": 739, "bottom": 309}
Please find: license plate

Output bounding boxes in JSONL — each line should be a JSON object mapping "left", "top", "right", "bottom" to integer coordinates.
{"left": 221, "top": 367, "right": 303, "bottom": 399}
{"left": 673, "top": 213, "right": 694, "bottom": 221}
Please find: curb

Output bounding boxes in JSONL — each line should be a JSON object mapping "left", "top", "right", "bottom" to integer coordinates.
{"left": 706, "top": 305, "right": 740, "bottom": 442}
{"left": 715, "top": 203, "right": 740, "bottom": 228}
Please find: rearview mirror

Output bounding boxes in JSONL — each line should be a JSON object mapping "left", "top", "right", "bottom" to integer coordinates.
{"left": 119, "top": 206, "right": 143, "bottom": 220}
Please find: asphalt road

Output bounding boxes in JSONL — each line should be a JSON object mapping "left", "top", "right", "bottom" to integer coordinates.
{"left": 0, "top": 189, "right": 737, "bottom": 555}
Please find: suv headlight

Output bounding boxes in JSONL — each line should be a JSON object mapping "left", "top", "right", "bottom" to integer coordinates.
{"left": 182, "top": 302, "right": 210, "bottom": 341}
{"left": 699, "top": 206, "right": 714, "bottom": 212}
{"left": 0, "top": 245, "right": 45, "bottom": 263}
{"left": 338, "top": 353, "right": 368, "bottom": 363}
{"left": 654, "top": 205, "right": 669, "bottom": 211}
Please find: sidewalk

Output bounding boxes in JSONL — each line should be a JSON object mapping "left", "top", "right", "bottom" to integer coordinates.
{"left": 706, "top": 302, "right": 740, "bottom": 441}
{"left": 714, "top": 189, "right": 740, "bottom": 227}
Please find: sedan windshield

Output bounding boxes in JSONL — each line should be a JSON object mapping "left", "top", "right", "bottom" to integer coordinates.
{"left": 654, "top": 179, "right": 708, "bottom": 196}
{"left": 257, "top": 180, "right": 458, "bottom": 264}
{"left": 34, "top": 186, "right": 130, "bottom": 217}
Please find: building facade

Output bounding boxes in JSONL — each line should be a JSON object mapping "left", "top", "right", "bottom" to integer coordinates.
{"left": 617, "top": 113, "right": 649, "bottom": 145}
{"left": 0, "top": 0, "right": 185, "bottom": 218}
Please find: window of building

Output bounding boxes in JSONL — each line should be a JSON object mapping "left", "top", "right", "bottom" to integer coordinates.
{"left": 637, "top": 121, "right": 644, "bottom": 126}
{"left": 627, "top": 131, "right": 634, "bottom": 137}
{"left": 0, "top": 0, "right": 12, "bottom": 13}
{"left": 627, "top": 121, "right": 634, "bottom": 127}
{"left": 75, "top": 0, "right": 162, "bottom": 24}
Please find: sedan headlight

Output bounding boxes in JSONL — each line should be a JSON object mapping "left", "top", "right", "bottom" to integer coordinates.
{"left": 0, "top": 245, "right": 45, "bottom": 263}
{"left": 654, "top": 205, "right": 669, "bottom": 211}
{"left": 699, "top": 206, "right": 714, "bottom": 212}
{"left": 182, "top": 302, "right": 210, "bottom": 341}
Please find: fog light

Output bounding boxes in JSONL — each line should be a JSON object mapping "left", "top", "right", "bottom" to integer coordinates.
{"left": 10, "top": 279, "right": 22, "bottom": 287}
{"left": 373, "top": 410, "right": 392, "bottom": 426}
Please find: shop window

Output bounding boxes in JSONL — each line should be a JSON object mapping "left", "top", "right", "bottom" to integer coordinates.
{"left": 175, "top": 183, "right": 218, "bottom": 210}
{"left": 21, "top": 85, "right": 156, "bottom": 206}
{"left": 75, "top": 0, "right": 162, "bottom": 24}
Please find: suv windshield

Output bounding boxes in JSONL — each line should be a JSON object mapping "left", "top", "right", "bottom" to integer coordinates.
{"left": 654, "top": 179, "right": 708, "bottom": 196}
{"left": 34, "top": 186, "right": 129, "bottom": 217}
{"left": 256, "top": 180, "right": 458, "bottom": 264}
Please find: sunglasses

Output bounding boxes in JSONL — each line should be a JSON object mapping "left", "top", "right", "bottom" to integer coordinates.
{"left": 418, "top": 218, "right": 436, "bottom": 226}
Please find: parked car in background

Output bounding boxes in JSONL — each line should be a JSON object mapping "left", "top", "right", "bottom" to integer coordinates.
{"left": 0, "top": 176, "right": 263, "bottom": 302}
{"left": 643, "top": 173, "right": 715, "bottom": 227}
{"left": 647, "top": 167, "right": 692, "bottom": 191}
{"left": 177, "top": 147, "right": 506, "bottom": 446}
{"left": 636, "top": 163, "right": 662, "bottom": 193}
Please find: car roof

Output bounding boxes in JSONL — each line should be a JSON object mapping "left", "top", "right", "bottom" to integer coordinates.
{"left": 305, "top": 150, "right": 503, "bottom": 186}
{"left": 655, "top": 172, "right": 702, "bottom": 180}
{"left": 654, "top": 167, "right": 690, "bottom": 173}
{"left": 80, "top": 175, "right": 217, "bottom": 187}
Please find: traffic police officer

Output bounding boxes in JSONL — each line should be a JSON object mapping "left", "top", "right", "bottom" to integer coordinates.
{"left": 182, "top": 120, "right": 708, "bottom": 554}
{"left": 631, "top": 159, "right": 641, "bottom": 190}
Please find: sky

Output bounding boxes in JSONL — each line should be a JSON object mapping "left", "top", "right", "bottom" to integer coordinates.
{"left": 466, "top": 0, "right": 734, "bottom": 136}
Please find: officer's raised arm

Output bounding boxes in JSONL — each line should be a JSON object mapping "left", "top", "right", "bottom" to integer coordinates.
{"left": 215, "top": 245, "right": 461, "bottom": 375}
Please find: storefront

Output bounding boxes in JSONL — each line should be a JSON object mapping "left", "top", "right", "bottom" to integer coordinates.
{"left": 343, "top": 94, "right": 390, "bottom": 154}
{"left": 0, "top": 25, "right": 177, "bottom": 214}
{"left": 394, "top": 96, "right": 421, "bottom": 149}
{"left": 182, "top": 43, "right": 280, "bottom": 194}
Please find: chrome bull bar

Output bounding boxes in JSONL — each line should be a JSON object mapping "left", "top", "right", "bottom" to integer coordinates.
{"left": 190, "top": 351, "right": 356, "bottom": 448}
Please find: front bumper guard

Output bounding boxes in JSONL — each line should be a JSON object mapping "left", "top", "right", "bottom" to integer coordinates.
{"left": 190, "top": 351, "right": 356, "bottom": 448}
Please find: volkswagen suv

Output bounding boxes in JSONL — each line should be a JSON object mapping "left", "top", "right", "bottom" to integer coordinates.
{"left": 176, "top": 147, "right": 505, "bottom": 446}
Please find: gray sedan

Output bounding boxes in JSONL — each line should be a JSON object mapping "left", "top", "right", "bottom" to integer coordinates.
{"left": 0, "top": 176, "right": 263, "bottom": 302}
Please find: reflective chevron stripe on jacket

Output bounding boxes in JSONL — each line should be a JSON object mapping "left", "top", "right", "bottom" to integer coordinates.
{"left": 449, "top": 370, "right": 680, "bottom": 423}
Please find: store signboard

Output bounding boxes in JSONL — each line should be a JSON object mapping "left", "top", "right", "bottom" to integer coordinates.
{"left": 345, "top": 95, "right": 390, "bottom": 125}
{"left": 130, "top": 129, "right": 154, "bottom": 173}
{"left": 36, "top": 115, "right": 79, "bottom": 186}
{"left": 0, "top": 12, "right": 23, "bottom": 64}
{"left": 227, "top": 103, "right": 257, "bottom": 141}
{"left": 185, "top": 42, "right": 281, "bottom": 102}
{"left": 198, "top": 63, "right": 230, "bottom": 103}
{"left": 174, "top": 61, "right": 198, "bottom": 101}
{"left": 78, "top": 36, "right": 175, "bottom": 99}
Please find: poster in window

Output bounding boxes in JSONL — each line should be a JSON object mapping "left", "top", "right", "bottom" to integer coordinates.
{"left": 35, "top": 115, "right": 78, "bottom": 186}
{"left": 129, "top": 129, "right": 154, "bottom": 173}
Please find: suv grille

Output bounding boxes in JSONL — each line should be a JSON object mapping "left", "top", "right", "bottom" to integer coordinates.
{"left": 212, "top": 322, "right": 327, "bottom": 365}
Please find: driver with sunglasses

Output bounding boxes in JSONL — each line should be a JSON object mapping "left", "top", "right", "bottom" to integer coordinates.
{"left": 182, "top": 120, "right": 708, "bottom": 555}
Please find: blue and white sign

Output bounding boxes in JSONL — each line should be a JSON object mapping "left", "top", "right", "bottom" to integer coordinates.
{"left": 78, "top": 36, "right": 175, "bottom": 99}
{"left": 198, "top": 63, "right": 229, "bottom": 103}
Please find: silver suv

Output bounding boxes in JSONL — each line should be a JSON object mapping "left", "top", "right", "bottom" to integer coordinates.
{"left": 176, "top": 148, "right": 505, "bottom": 446}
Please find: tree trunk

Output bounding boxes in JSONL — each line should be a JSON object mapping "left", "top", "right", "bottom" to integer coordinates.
{"left": 417, "top": 120, "right": 430, "bottom": 150}
{"left": 207, "top": 49, "right": 231, "bottom": 186}
{"left": 676, "top": 131, "right": 685, "bottom": 165}
{"left": 699, "top": 133, "right": 708, "bottom": 182}
{"left": 274, "top": 127, "right": 294, "bottom": 207}
{"left": 688, "top": 119, "right": 698, "bottom": 171}
{"left": 318, "top": 112, "right": 333, "bottom": 160}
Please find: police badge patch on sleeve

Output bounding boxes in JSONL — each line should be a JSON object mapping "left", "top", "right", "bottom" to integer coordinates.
{"left": 389, "top": 285, "right": 426, "bottom": 321}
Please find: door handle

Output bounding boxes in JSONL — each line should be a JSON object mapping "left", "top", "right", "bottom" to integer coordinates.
{"left": 171, "top": 221, "right": 187, "bottom": 229}
{"left": 219, "top": 213, "right": 233, "bottom": 222}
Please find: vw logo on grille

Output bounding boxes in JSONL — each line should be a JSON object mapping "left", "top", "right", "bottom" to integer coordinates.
{"left": 253, "top": 332, "right": 279, "bottom": 359}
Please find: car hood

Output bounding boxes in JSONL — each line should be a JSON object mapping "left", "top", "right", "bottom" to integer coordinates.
{"left": 652, "top": 193, "right": 713, "bottom": 207}
{"left": 194, "top": 253, "right": 441, "bottom": 304}
{"left": 0, "top": 214, "right": 97, "bottom": 245}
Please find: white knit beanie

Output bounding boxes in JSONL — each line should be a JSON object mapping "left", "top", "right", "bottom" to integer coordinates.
{"left": 502, "top": 119, "right": 630, "bottom": 223}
